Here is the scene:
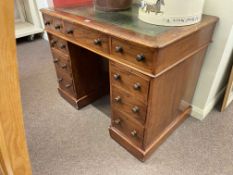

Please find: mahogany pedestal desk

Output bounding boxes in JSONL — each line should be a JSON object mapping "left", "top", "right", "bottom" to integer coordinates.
{"left": 41, "top": 5, "right": 218, "bottom": 161}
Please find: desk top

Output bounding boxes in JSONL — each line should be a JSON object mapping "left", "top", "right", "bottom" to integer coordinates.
{"left": 57, "top": 4, "right": 170, "bottom": 37}
{"left": 42, "top": 4, "right": 218, "bottom": 48}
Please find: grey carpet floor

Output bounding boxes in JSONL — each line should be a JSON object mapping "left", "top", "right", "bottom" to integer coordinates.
{"left": 17, "top": 39, "right": 233, "bottom": 175}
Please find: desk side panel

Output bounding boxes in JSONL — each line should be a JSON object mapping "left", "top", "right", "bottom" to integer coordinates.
{"left": 144, "top": 47, "right": 208, "bottom": 149}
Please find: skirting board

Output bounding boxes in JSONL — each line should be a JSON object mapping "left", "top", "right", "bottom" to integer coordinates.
{"left": 191, "top": 87, "right": 225, "bottom": 120}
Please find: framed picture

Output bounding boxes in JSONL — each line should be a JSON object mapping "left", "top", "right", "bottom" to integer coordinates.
{"left": 221, "top": 66, "right": 233, "bottom": 111}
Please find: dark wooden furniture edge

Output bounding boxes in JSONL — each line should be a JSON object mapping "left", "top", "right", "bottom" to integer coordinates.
{"left": 109, "top": 107, "right": 191, "bottom": 161}
{"left": 58, "top": 88, "right": 79, "bottom": 108}
{"left": 58, "top": 87, "right": 108, "bottom": 109}
{"left": 40, "top": 8, "right": 219, "bottom": 48}
{"left": 109, "top": 127, "right": 146, "bottom": 161}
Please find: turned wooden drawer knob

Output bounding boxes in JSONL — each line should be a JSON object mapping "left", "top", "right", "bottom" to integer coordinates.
{"left": 113, "top": 73, "right": 121, "bottom": 80}
{"left": 131, "top": 130, "right": 137, "bottom": 137}
{"left": 115, "top": 46, "right": 123, "bottom": 53}
{"left": 65, "top": 84, "right": 72, "bottom": 88}
{"left": 53, "top": 59, "right": 59, "bottom": 63}
{"left": 57, "top": 78, "right": 63, "bottom": 83}
{"left": 94, "top": 38, "right": 102, "bottom": 45}
{"left": 66, "top": 29, "right": 74, "bottom": 34}
{"left": 45, "top": 21, "right": 51, "bottom": 26}
{"left": 136, "top": 54, "right": 145, "bottom": 62}
{"left": 114, "top": 96, "right": 121, "bottom": 102}
{"left": 132, "top": 106, "right": 139, "bottom": 113}
{"left": 133, "top": 83, "right": 141, "bottom": 90}
{"left": 51, "top": 39, "right": 57, "bottom": 46}
{"left": 114, "top": 119, "right": 121, "bottom": 125}
{"left": 55, "top": 24, "right": 62, "bottom": 30}
{"left": 61, "top": 64, "right": 67, "bottom": 69}
{"left": 60, "top": 44, "right": 66, "bottom": 49}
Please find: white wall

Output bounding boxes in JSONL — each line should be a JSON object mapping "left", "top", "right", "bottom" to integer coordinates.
{"left": 191, "top": 0, "right": 233, "bottom": 120}
{"left": 35, "top": 0, "right": 49, "bottom": 23}
{"left": 35, "top": 0, "right": 50, "bottom": 8}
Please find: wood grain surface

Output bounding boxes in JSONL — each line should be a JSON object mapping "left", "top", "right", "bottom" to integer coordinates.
{"left": 0, "top": 0, "right": 32, "bottom": 174}
{"left": 110, "top": 62, "right": 150, "bottom": 103}
{"left": 0, "top": 124, "right": 14, "bottom": 175}
{"left": 111, "top": 86, "right": 147, "bottom": 125}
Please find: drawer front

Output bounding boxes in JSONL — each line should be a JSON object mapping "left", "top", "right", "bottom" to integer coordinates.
{"left": 110, "top": 62, "right": 150, "bottom": 103}
{"left": 49, "top": 35, "right": 69, "bottom": 54}
{"left": 63, "top": 21, "right": 109, "bottom": 54}
{"left": 43, "top": 14, "right": 53, "bottom": 30}
{"left": 112, "top": 110, "right": 144, "bottom": 148}
{"left": 112, "top": 86, "right": 147, "bottom": 124}
{"left": 43, "top": 14, "right": 63, "bottom": 33}
{"left": 111, "top": 38, "right": 154, "bottom": 72}
{"left": 56, "top": 69, "right": 76, "bottom": 97}
{"left": 52, "top": 51, "right": 72, "bottom": 76}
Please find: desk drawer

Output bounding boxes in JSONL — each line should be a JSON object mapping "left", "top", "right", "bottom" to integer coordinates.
{"left": 111, "top": 38, "right": 154, "bottom": 73}
{"left": 56, "top": 69, "right": 76, "bottom": 97}
{"left": 43, "top": 14, "right": 63, "bottom": 33}
{"left": 111, "top": 86, "right": 147, "bottom": 124}
{"left": 63, "top": 21, "right": 109, "bottom": 54}
{"left": 43, "top": 14, "right": 53, "bottom": 30}
{"left": 49, "top": 35, "right": 69, "bottom": 54}
{"left": 52, "top": 51, "right": 72, "bottom": 77}
{"left": 110, "top": 62, "right": 150, "bottom": 103}
{"left": 112, "top": 110, "right": 144, "bottom": 148}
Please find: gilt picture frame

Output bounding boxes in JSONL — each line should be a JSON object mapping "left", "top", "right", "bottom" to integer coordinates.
{"left": 221, "top": 66, "right": 233, "bottom": 111}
